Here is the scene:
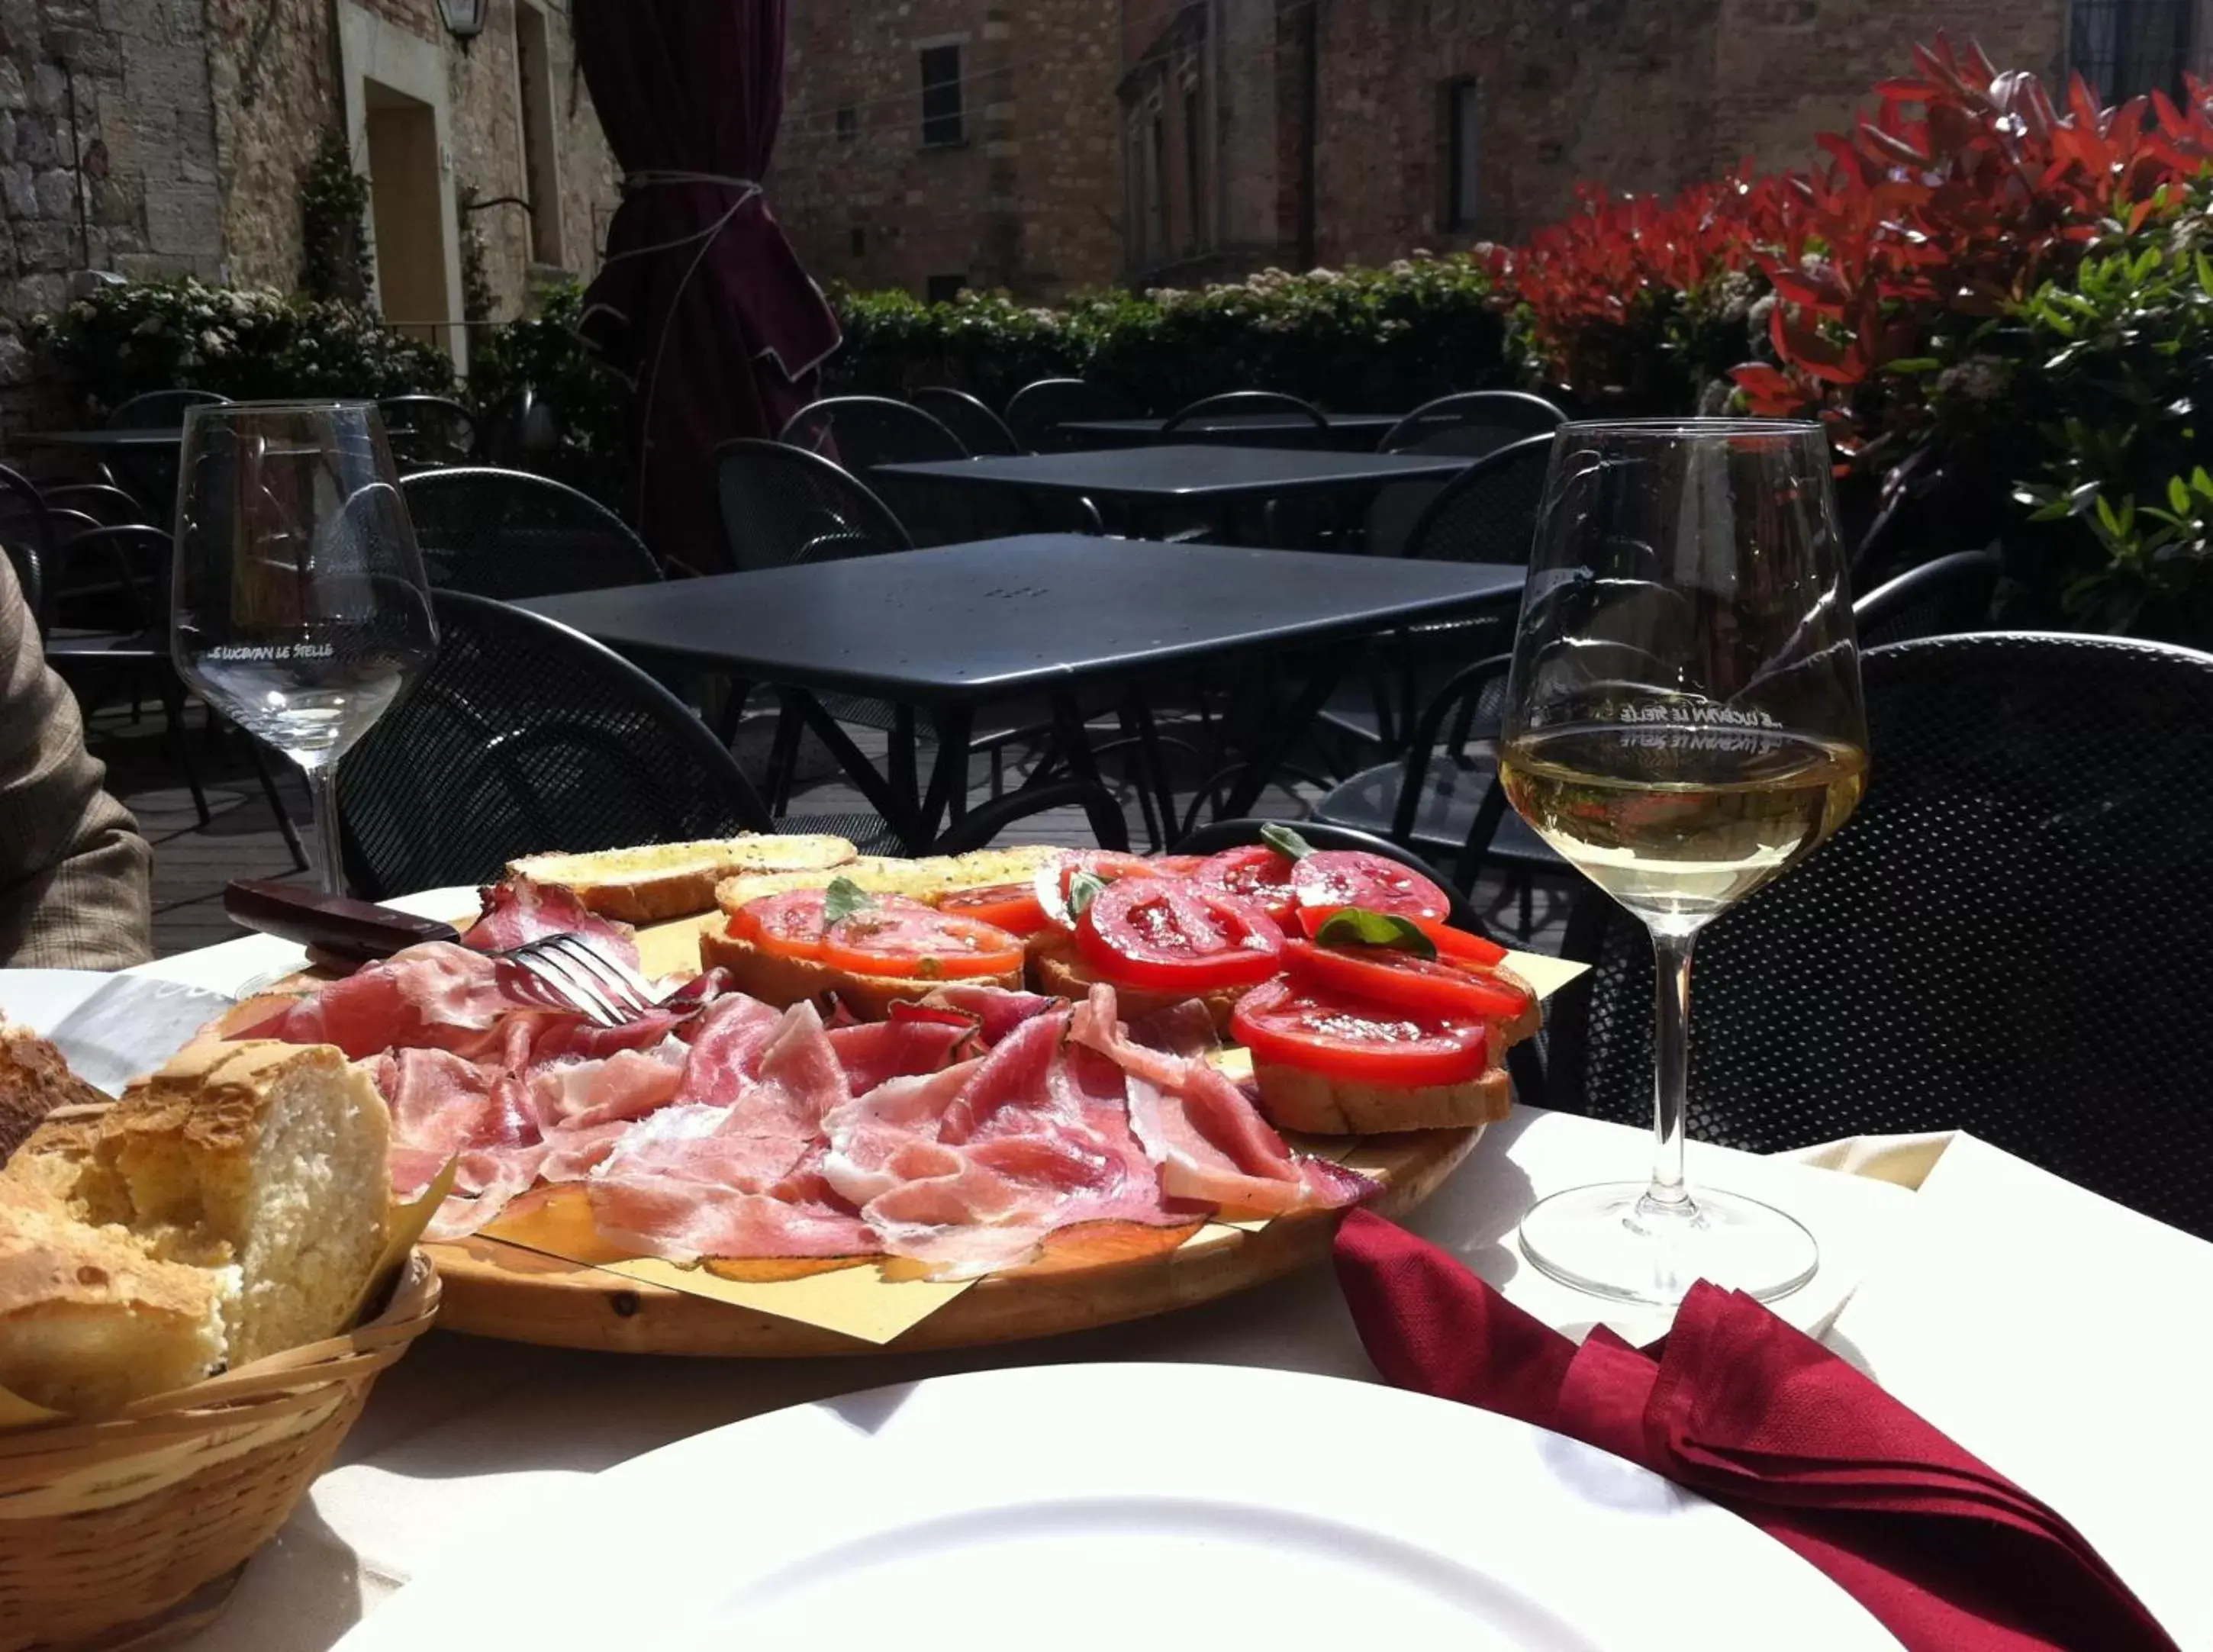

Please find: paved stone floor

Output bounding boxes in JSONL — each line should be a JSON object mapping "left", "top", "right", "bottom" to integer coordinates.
{"left": 85, "top": 699, "right": 1573, "bottom": 961}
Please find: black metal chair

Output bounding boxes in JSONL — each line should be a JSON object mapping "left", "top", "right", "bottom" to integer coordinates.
{"left": 400, "top": 467, "right": 659, "bottom": 600}
{"left": 1377, "top": 391, "right": 1566, "bottom": 457}
{"left": 1003, "top": 377, "right": 1132, "bottom": 454}
{"left": 714, "top": 439, "right": 913, "bottom": 573}
{"left": 912, "top": 387, "right": 1022, "bottom": 457}
{"left": 1160, "top": 389, "right": 1329, "bottom": 440}
{"left": 0, "top": 464, "right": 56, "bottom": 624}
{"left": 1368, "top": 394, "right": 1565, "bottom": 560}
{"left": 337, "top": 591, "right": 784, "bottom": 898}
{"left": 1852, "top": 548, "right": 1999, "bottom": 648}
{"left": 1546, "top": 632, "right": 2213, "bottom": 1240}
{"left": 38, "top": 481, "right": 151, "bottom": 527}
{"left": 1400, "top": 432, "right": 1554, "bottom": 565}
{"left": 378, "top": 395, "right": 479, "bottom": 472}
{"left": 106, "top": 389, "right": 228, "bottom": 428}
{"left": 779, "top": 394, "right": 974, "bottom": 546}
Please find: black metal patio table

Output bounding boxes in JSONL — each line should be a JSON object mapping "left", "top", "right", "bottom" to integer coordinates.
{"left": 17, "top": 428, "right": 187, "bottom": 520}
{"left": 1056, "top": 413, "right": 1401, "bottom": 451}
{"left": 517, "top": 533, "right": 1524, "bottom": 852}
{"left": 874, "top": 444, "right": 1473, "bottom": 544}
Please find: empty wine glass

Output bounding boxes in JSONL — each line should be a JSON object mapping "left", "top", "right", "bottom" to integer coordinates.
{"left": 171, "top": 401, "right": 436, "bottom": 896}
{"left": 1499, "top": 419, "right": 1867, "bottom": 1306}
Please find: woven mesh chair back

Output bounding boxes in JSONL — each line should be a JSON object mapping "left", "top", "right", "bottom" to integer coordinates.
{"left": 1399, "top": 433, "right": 1555, "bottom": 564}
{"left": 1853, "top": 549, "right": 2000, "bottom": 649}
{"left": 106, "top": 388, "right": 228, "bottom": 428}
{"left": 1377, "top": 391, "right": 1566, "bottom": 457}
{"left": 399, "top": 468, "right": 657, "bottom": 600}
{"left": 912, "top": 386, "right": 1022, "bottom": 456}
{"left": 714, "top": 438, "right": 914, "bottom": 572}
{"left": 1161, "top": 389, "right": 1328, "bottom": 436}
{"left": 1547, "top": 631, "right": 2213, "bottom": 1238}
{"left": 337, "top": 590, "right": 771, "bottom": 898}
{"left": 1003, "top": 378, "right": 1132, "bottom": 453}
{"left": 379, "top": 395, "right": 479, "bottom": 472}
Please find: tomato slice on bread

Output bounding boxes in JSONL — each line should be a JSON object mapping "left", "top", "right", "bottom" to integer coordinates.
{"left": 1284, "top": 937, "right": 1531, "bottom": 1022}
{"left": 937, "top": 881, "right": 1051, "bottom": 936}
{"left": 1290, "top": 850, "right": 1452, "bottom": 933}
{"left": 1034, "top": 849, "right": 1165, "bottom": 930}
{"left": 1425, "top": 921, "right": 1509, "bottom": 969}
{"left": 1074, "top": 876, "right": 1285, "bottom": 990}
{"left": 1190, "top": 845, "right": 1299, "bottom": 923}
{"left": 1232, "top": 979, "right": 1489, "bottom": 1087}
{"left": 821, "top": 907, "right": 1026, "bottom": 980}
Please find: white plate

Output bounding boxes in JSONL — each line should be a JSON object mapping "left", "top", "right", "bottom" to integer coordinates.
{"left": 336, "top": 1363, "right": 1898, "bottom": 1651}
{"left": 0, "top": 969, "right": 234, "bottom": 1094}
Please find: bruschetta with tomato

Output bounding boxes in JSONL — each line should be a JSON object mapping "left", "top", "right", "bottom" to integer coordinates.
{"left": 701, "top": 879, "right": 1029, "bottom": 1017}
{"left": 1030, "top": 874, "right": 1289, "bottom": 1035}
{"left": 1231, "top": 926, "right": 1540, "bottom": 1136}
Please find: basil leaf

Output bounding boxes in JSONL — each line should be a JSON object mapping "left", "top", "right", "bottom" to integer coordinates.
{"left": 1258, "top": 823, "right": 1315, "bottom": 861}
{"left": 823, "top": 876, "right": 873, "bottom": 925}
{"left": 1313, "top": 907, "right": 1438, "bottom": 959}
{"left": 1067, "top": 869, "right": 1109, "bottom": 918}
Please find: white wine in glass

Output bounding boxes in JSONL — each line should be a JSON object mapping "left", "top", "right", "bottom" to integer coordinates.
{"left": 1500, "top": 419, "right": 1868, "bottom": 1306}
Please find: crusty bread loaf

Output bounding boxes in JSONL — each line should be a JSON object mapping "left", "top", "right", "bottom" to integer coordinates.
{"left": 0, "top": 1019, "right": 107, "bottom": 1168}
{"left": 1251, "top": 1059, "right": 1514, "bottom": 1135}
{"left": 1027, "top": 940, "right": 1249, "bottom": 1038}
{"left": 0, "top": 1180, "right": 235, "bottom": 1416}
{"left": 698, "top": 916, "right": 1025, "bottom": 1019}
{"left": 56, "top": 1042, "right": 394, "bottom": 1367}
{"left": 714, "top": 844, "right": 1065, "bottom": 916}
{"left": 507, "top": 834, "right": 858, "bottom": 924}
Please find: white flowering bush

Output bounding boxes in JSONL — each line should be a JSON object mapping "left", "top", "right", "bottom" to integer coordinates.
{"left": 29, "top": 278, "right": 454, "bottom": 418}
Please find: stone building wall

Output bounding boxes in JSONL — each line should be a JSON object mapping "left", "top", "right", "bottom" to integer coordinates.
{"left": 0, "top": 0, "right": 617, "bottom": 421}
{"left": 776, "top": 0, "right": 1120, "bottom": 301}
{"left": 1111, "top": 0, "right": 2089, "bottom": 281}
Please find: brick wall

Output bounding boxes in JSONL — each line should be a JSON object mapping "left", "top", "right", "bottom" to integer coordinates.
{"left": 1309, "top": 0, "right": 2073, "bottom": 263}
{"left": 777, "top": 0, "right": 1120, "bottom": 301}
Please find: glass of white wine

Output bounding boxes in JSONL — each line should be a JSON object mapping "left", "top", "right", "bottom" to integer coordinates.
{"left": 171, "top": 401, "right": 437, "bottom": 897}
{"left": 1499, "top": 419, "right": 1867, "bottom": 1306}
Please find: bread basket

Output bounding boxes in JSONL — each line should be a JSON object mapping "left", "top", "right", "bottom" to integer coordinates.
{"left": 0, "top": 1251, "right": 439, "bottom": 1651}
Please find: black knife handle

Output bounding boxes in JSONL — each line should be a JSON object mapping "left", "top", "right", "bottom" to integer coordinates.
{"left": 224, "top": 879, "right": 463, "bottom": 961}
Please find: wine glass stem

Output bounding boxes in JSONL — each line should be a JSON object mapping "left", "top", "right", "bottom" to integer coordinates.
{"left": 304, "top": 762, "right": 346, "bottom": 898}
{"left": 1646, "top": 926, "right": 1697, "bottom": 1213}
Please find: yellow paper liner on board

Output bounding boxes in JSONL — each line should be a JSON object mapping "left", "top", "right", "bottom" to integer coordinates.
{"left": 459, "top": 909, "right": 1585, "bottom": 1346}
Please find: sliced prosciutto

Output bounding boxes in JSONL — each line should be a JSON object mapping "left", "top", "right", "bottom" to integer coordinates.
{"left": 237, "top": 942, "right": 540, "bottom": 1060}
{"left": 822, "top": 1008, "right": 1181, "bottom": 1278}
{"left": 1071, "top": 985, "right": 1371, "bottom": 1218}
{"left": 585, "top": 1000, "right": 879, "bottom": 1263}
{"left": 459, "top": 876, "right": 643, "bottom": 968}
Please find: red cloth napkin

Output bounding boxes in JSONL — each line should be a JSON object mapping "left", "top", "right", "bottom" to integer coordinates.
{"left": 1334, "top": 1209, "right": 2178, "bottom": 1652}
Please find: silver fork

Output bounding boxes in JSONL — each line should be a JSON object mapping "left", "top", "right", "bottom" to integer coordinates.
{"left": 498, "top": 934, "right": 664, "bottom": 1027}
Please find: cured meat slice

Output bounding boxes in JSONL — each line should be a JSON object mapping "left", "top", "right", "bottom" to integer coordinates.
{"left": 237, "top": 942, "right": 541, "bottom": 1059}
{"left": 916, "top": 982, "right": 1061, "bottom": 1047}
{"left": 459, "top": 877, "right": 643, "bottom": 968}
{"left": 826, "top": 1017, "right": 971, "bottom": 1093}
{"left": 585, "top": 1001, "right": 870, "bottom": 1262}
{"left": 822, "top": 1009, "right": 1182, "bottom": 1278}
{"left": 530, "top": 1046, "right": 685, "bottom": 1131}
{"left": 1070, "top": 984, "right": 1371, "bottom": 1218}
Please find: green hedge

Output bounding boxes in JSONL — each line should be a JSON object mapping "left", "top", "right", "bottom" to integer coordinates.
{"left": 28, "top": 279, "right": 453, "bottom": 420}
{"left": 825, "top": 259, "right": 1514, "bottom": 413}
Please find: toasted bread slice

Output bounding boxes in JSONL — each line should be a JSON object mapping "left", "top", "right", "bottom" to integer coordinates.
{"left": 1251, "top": 1059, "right": 1514, "bottom": 1135}
{"left": 1028, "top": 939, "right": 1250, "bottom": 1038}
{"left": 699, "top": 915, "right": 1024, "bottom": 1020}
{"left": 509, "top": 835, "right": 857, "bottom": 924}
{"left": 714, "top": 844, "right": 1066, "bottom": 918}
{"left": 0, "top": 1019, "right": 107, "bottom": 1169}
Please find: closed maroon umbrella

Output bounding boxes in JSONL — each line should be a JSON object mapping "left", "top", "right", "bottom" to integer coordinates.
{"left": 574, "top": 0, "right": 840, "bottom": 571}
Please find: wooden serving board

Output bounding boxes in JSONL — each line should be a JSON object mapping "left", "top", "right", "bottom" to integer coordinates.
{"left": 420, "top": 909, "right": 1487, "bottom": 1357}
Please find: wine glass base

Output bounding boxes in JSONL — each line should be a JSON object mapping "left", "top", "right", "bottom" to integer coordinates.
{"left": 1517, "top": 1182, "right": 1817, "bottom": 1307}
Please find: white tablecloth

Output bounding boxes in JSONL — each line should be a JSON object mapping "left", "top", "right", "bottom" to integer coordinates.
{"left": 129, "top": 923, "right": 2211, "bottom": 1649}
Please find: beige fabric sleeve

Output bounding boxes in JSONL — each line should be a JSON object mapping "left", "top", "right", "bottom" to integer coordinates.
{"left": 0, "top": 555, "right": 153, "bottom": 968}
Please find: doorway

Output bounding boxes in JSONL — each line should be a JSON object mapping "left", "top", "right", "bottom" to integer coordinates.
{"left": 362, "top": 80, "right": 453, "bottom": 352}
